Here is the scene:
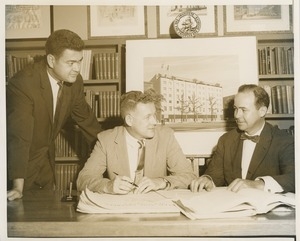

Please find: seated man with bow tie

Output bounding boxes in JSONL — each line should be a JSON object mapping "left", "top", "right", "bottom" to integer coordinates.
{"left": 190, "top": 84, "right": 295, "bottom": 194}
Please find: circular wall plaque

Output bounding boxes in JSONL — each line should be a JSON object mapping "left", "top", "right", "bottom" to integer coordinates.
{"left": 173, "top": 11, "right": 201, "bottom": 38}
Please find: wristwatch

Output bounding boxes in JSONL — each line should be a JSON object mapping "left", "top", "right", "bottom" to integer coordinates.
{"left": 161, "top": 178, "right": 171, "bottom": 190}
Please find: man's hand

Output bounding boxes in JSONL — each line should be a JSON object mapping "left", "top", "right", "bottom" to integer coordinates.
{"left": 190, "top": 175, "right": 214, "bottom": 192}
{"left": 104, "top": 175, "right": 136, "bottom": 194}
{"left": 227, "top": 178, "right": 265, "bottom": 192}
{"left": 133, "top": 177, "right": 167, "bottom": 194}
{"left": 7, "top": 178, "right": 24, "bottom": 201}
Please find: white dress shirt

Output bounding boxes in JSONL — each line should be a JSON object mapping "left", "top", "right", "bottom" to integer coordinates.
{"left": 125, "top": 129, "right": 142, "bottom": 179}
{"left": 47, "top": 71, "right": 60, "bottom": 118}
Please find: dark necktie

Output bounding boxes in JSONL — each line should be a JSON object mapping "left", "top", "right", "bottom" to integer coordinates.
{"left": 54, "top": 81, "right": 64, "bottom": 120}
{"left": 240, "top": 133, "right": 260, "bottom": 143}
{"left": 57, "top": 81, "right": 64, "bottom": 103}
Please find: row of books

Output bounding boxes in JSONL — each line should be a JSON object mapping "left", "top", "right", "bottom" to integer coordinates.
{"left": 6, "top": 50, "right": 120, "bottom": 82}
{"left": 6, "top": 54, "right": 44, "bottom": 80}
{"left": 263, "top": 85, "right": 294, "bottom": 114}
{"left": 55, "top": 126, "right": 89, "bottom": 158}
{"left": 92, "top": 52, "right": 120, "bottom": 80}
{"left": 85, "top": 90, "right": 121, "bottom": 119}
{"left": 258, "top": 46, "right": 294, "bottom": 76}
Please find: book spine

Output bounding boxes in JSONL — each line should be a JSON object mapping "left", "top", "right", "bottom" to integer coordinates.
{"left": 280, "top": 85, "right": 288, "bottom": 114}
{"left": 271, "top": 86, "right": 278, "bottom": 114}
{"left": 103, "top": 53, "right": 107, "bottom": 79}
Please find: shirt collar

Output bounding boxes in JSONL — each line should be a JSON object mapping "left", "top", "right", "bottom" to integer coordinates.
{"left": 125, "top": 128, "right": 141, "bottom": 148}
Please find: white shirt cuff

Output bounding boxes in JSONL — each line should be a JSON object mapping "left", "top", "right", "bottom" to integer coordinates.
{"left": 255, "top": 176, "right": 284, "bottom": 193}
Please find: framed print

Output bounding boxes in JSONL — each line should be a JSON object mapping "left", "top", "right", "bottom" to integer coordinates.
{"left": 126, "top": 37, "right": 258, "bottom": 133}
{"left": 158, "top": 5, "right": 217, "bottom": 38}
{"left": 5, "top": 5, "right": 52, "bottom": 39}
{"left": 89, "top": 5, "right": 146, "bottom": 38}
{"left": 224, "top": 5, "right": 292, "bottom": 34}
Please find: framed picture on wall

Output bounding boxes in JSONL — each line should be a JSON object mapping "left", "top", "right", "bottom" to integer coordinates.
{"left": 126, "top": 37, "right": 258, "bottom": 131}
{"left": 88, "top": 5, "right": 146, "bottom": 38}
{"left": 5, "top": 5, "right": 52, "bottom": 39}
{"left": 157, "top": 5, "right": 217, "bottom": 38}
{"left": 224, "top": 5, "right": 293, "bottom": 34}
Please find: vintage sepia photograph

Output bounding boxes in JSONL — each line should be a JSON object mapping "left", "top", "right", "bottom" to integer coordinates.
{"left": 3, "top": 2, "right": 298, "bottom": 240}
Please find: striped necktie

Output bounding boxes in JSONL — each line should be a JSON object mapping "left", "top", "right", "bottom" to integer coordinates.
{"left": 135, "top": 140, "right": 145, "bottom": 184}
{"left": 136, "top": 140, "right": 145, "bottom": 170}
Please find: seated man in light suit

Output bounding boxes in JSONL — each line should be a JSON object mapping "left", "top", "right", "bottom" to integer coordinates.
{"left": 77, "top": 89, "right": 196, "bottom": 194}
{"left": 190, "top": 84, "right": 294, "bottom": 194}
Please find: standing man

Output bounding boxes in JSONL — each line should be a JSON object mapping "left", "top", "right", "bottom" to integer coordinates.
{"left": 7, "top": 29, "right": 102, "bottom": 201}
{"left": 77, "top": 89, "right": 196, "bottom": 194}
{"left": 190, "top": 84, "right": 294, "bottom": 193}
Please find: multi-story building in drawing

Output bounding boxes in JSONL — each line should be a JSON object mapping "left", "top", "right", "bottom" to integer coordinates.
{"left": 147, "top": 73, "right": 223, "bottom": 123}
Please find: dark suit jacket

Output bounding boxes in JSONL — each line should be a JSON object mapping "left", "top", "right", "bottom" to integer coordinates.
{"left": 7, "top": 60, "right": 101, "bottom": 190}
{"left": 205, "top": 122, "right": 295, "bottom": 192}
{"left": 77, "top": 125, "right": 196, "bottom": 192}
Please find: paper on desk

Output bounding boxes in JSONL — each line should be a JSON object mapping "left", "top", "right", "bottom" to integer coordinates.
{"left": 172, "top": 188, "right": 296, "bottom": 220}
{"left": 77, "top": 187, "right": 180, "bottom": 214}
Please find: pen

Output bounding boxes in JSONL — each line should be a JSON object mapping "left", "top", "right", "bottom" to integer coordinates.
{"left": 113, "top": 172, "right": 139, "bottom": 187}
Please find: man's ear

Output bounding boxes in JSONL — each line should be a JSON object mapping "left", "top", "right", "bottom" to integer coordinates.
{"left": 124, "top": 114, "right": 133, "bottom": 127}
{"left": 47, "top": 54, "right": 55, "bottom": 68}
{"left": 259, "top": 106, "right": 268, "bottom": 117}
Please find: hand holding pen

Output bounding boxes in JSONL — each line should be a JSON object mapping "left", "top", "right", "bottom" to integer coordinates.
{"left": 113, "top": 172, "right": 139, "bottom": 187}
{"left": 107, "top": 172, "right": 138, "bottom": 195}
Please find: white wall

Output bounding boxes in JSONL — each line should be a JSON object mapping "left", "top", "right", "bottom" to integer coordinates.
{"left": 174, "top": 131, "right": 225, "bottom": 156}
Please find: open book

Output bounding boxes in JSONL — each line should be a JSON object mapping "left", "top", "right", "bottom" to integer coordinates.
{"left": 77, "top": 187, "right": 295, "bottom": 218}
{"left": 77, "top": 187, "right": 179, "bottom": 214}
{"left": 172, "top": 187, "right": 295, "bottom": 220}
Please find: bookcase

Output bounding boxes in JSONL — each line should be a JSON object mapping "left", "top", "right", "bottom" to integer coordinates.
{"left": 6, "top": 39, "right": 125, "bottom": 191}
{"left": 256, "top": 34, "right": 294, "bottom": 131}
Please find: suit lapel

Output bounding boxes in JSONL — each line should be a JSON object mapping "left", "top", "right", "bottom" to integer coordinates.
{"left": 115, "top": 127, "right": 131, "bottom": 176}
{"left": 40, "top": 69, "right": 54, "bottom": 125}
{"left": 231, "top": 133, "right": 243, "bottom": 179}
{"left": 246, "top": 124, "right": 272, "bottom": 179}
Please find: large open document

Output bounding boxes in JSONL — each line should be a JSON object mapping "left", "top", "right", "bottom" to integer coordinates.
{"left": 77, "top": 187, "right": 295, "bottom": 219}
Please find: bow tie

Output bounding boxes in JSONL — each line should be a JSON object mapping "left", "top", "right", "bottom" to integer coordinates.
{"left": 240, "top": 133, "right": 260, "bottom": 143}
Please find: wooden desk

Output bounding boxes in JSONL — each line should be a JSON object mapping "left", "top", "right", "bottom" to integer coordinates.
{"left": 7, "top": 190, "right": 295, "bottom": 238}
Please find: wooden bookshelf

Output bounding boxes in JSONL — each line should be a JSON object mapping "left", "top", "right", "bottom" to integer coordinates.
{"left": 257, "top": 36, "right": 294, "bottom": 131}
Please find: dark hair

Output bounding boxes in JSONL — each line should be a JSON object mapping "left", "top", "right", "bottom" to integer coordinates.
{"left": 45, "top": 29, "right": 84, "bottom": 57}
{"left": 238, "top": 84, "right": 270, "bottom": 109}
{"left": 120, "top": 89, "right": 164, "bottom": 118}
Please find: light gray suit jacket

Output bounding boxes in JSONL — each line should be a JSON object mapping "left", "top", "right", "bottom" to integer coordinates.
{"left": 77, "top": 125, "right": 196, "bottom": 192}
